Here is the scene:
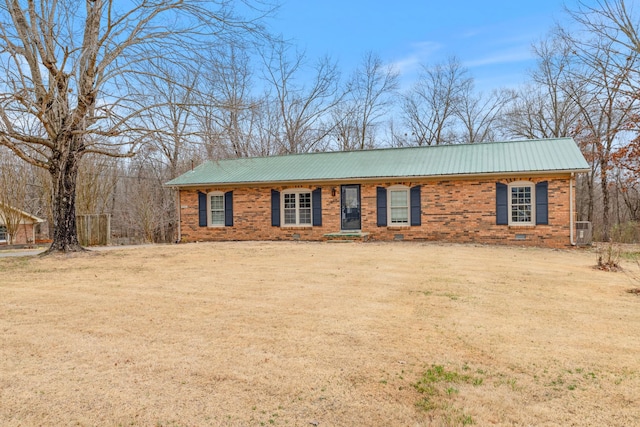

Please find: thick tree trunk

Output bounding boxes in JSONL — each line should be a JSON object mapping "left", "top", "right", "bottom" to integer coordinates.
{"left": 600, "top": 158, "right": 611, "bottom": 242}
{"left": 43, "top": 150, "right": 85, "bottom": 254}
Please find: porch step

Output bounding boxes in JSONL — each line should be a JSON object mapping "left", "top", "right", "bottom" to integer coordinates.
{"left": 323, "top": 232, "right": 370, "bottom": 242}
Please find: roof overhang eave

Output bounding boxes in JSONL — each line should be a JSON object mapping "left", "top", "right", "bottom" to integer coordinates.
{"left": 164, "top": 168, "right": 590, "bottom": 189}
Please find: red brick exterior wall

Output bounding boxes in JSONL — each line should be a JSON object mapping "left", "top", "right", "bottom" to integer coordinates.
{"left": 0, "top": 223, "right": 36, "bottom": 246}
{"left": 177, "top": 175, "right": 575, "bottom": 248}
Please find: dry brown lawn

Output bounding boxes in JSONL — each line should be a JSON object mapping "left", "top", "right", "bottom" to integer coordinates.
{"left": 1, "top": 241, "right": 639, "bottom": 426}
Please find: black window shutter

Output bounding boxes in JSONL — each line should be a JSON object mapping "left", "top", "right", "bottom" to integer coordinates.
{"left": 198, "top": 191, "right": 207, "bottom": 227}
{"left": 410, "top": 185, "right": 422, "bottom": 226}
{"left": 271, "top": 189, "right": 280, "bottom": 227}
{"left": 496, "top": 183, "right": 508, "bottom": 225}
{"left": 535, "top": 181, "right": 548, "bottom": 225}
{"left": 312, "top": 188, "right": 322, "bottom": 226}
{"left": 224, "top": 191, "right": 233, "bottom": 226}
{"left": 376, "top": 187, "right": 387, "bottom": 227}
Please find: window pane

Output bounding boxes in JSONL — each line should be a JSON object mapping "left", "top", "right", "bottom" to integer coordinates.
{"left": 344, "top": 187, "right": 358, "bottom": 208}
{"left": 284, "top": 209, "right": 296, "bottom": 224}
{"left": 284, "top": 193, "right": 296, "bottom": 209}
{"left": 510, "top": 186, "right": 532, "bottom": 223}
{"left": 389, "top": 189, "right": 409, "bottom": 224}
{"left": 210, "top": 195, "right": 224, "bottom": 225}
{"left": 283, "top": 192, "right": 312, "bottom": 225}
{"left": 390, "top": 190, "right": 408, "bottom": 207}
{"left": 0, "top": 225, "right": 6, "bottom": 240}
{"left": 299, "top": 192, "right": 311, "bottom": 224}
{"left": 299, "top": 193, "right": 311, "bottom": 208}
{"left": 210, "top": 195, "right": 224, "bottom": 210}
{"left": 390, "top": 207, "right": 408, "bottom": 223}
{"left": 284, "top": 193, "right": 296, "bottom": 224}
{"left": 299, "top": 208, "right": 311, "bottom": 224}
{"left": 212, "top": 211, "right": 225, "bottom": 224}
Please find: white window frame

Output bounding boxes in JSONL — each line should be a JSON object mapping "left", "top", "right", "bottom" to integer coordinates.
{"left": 0, "top": 225, "right": 7, "bottom": 242}
{"left": 387, "top": 185, "right": 410, "bottom": 226}
{"left": 208, "top": 191, "right": 225, "bottom": 227}
{"left": 508, "top": 181, "right": 535, "bottom": 226}
{"left": 282, "top": 189, "right": 312, "bottom": 227}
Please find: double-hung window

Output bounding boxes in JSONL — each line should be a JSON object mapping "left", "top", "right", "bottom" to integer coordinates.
{"left": 388, "top": 186, "right": 410, "bottom": 225}
{"left": 283, "top": 190, "right": 312, "bottom": 226}
{"left": 509, "top": 182, "right": 534, "bottom": 225}
{"left": 209, "top": 192, "right": 225, "bottom": 226}
{"left": 0, "top": 225, "right": 7, "bottom": 242}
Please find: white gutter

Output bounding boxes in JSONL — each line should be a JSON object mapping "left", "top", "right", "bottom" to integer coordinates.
{"left": 175, "top": 188, "right": 181, "bottom": 243}
{"left": 570, "top": 173, "right": 576, "bottom": 246}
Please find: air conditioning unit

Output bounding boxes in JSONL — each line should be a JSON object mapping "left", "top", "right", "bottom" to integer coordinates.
{"left": 575, "top": 221, "right": 592, "bottom": 246}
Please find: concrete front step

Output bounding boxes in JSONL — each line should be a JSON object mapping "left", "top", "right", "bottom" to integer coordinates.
{"left": 323, "top": 232, "right": 370, "bottom": 242}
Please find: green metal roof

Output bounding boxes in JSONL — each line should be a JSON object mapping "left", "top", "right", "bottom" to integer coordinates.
{"left": 166, "top": 138, "right": 589, "bottom": 187}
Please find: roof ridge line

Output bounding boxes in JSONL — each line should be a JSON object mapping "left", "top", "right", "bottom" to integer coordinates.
{"left": 200, "top": 137, "right": 573, "bottom": 163}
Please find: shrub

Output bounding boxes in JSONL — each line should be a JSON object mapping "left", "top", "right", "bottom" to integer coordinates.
{"left": 610, "top": 221, "right": 640, "bottom": 244}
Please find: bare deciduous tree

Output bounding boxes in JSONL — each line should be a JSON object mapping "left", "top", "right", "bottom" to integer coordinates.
{"left": 558, "top": 25, "right": 639, "bottom": 239}
{"left": 0, "top": 149, "right": 30, "bottom": 244}
{"left": 142, "top": 63, "right": 201, "bottom": 178}
{"left": 262, "top": 43, "right": 343, "bottom": 153}
{"left": 76, "top": 154, "right": 118, "bottom": 216}
{"left": 501, "top": 37, "right": 582, "bottom": 141}
{"left": 198, "top": 44, "right": 264, "bottom": 159}
{"left": 455, "top": 88, "right": 511, "bottom": 144}
{"left": 571, "top": 1, "right": 640, "bottom": 57}
{"left": 340, "top": 51, "right": 399, "bottom": 150}
{"left": 0, "top": 0, "right": 269, "bottom": 253}
{"left": 401, "top": 57, "right": 471, "bottom": 146}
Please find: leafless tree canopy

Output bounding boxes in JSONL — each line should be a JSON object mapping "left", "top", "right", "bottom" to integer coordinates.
{"left": 0, "top": 0, "right": 271, "bottom": 252}
{"left": 400, "top": 57, "right": 473, "bottom": 146}
{"left": 0, "top": 1, "right": 639, "bottom": 246}
{"left": 334, "top": 51, "right": 399, "bottom": 150}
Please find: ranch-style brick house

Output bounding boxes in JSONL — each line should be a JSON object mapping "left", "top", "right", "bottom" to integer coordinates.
{"left": 166, "top": 138, "right": 589, "bottom": 248}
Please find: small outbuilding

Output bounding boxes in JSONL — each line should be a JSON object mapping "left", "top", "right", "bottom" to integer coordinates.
{"left": 0, "top": 204, "right": 45, "bottom": 246}
{"left": 166, "top": 138, "right": 589, "bottom": 248}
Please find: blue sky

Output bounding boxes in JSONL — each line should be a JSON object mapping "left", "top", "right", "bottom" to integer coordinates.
{"left": 268, "top": 0, "right": 583, "bottom": 92}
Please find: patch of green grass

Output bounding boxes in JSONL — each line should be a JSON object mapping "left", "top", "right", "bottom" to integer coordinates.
{"left": 409, "top": 289, "right": 433, "bottom": 296}
{"left": 413, "top": 364, "right": 484, "bottom": 415}
{"left": 620, "top": 251, "right": 640, "bottom": 261}
{"left": 461, "top": 414, "right": 475, "bottom": 425}
{"left": 547, "top": 374, "right": 565, "bottom": 389}
{"left": 539, "top": 367, "right": 600, "bottom": 394}
{"left": 415, "top": 365, "right": 471, "bottom": 389}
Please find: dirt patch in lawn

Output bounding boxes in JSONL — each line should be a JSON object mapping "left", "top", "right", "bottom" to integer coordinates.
{"left": 1, "top": 242, "right": 639, "bottom": 426}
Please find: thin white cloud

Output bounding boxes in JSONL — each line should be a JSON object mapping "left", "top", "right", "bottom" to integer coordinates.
{"left": 388, "top": 41, "right": 442, "bottom": 75}
{"left": 464, "top": 47, "right": 534, "bottom": 68}
{"left": 458, "top": 28, "right": 486, "bottom": 39}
